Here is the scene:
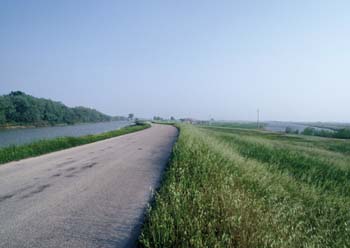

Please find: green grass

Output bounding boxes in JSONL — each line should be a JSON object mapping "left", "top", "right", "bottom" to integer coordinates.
{"left": 139, "top": 124, "right": 350, "bottom": 247}
{"left": 0, "top": 123, "right": 150, "bottom": 165}
{"left": 204, "top": 121, "right": 265, "bottom": 129}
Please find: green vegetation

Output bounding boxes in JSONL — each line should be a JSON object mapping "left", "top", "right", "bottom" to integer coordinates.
{"left": 302, "top": 127, "right": 350, "bottom": 139}
{"left": 0, "top": 123, "right": 150, "bottom": 165}
{"left": 285, "top": 126, "right": 299, "bottom": 134}
{"left": 207, "top": 121, "right": 265, "bottom": 129}
{"left": 0, "top": 91, "right": 113, "bottom": 127}
{"left": 139, "top": 124, "right": 350, "bottom": 247}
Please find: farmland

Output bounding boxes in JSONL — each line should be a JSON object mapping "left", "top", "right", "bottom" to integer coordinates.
{"left": 140, "top": 124, "right": 350, "bottom": 247}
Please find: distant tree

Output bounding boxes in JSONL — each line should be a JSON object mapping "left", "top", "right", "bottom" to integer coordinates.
{"left": 170, "top": 116, "right": 175, "bottom": 121}
{"left": 334, "top": 128, "right": 350, "bottom": 139}
{"left": 11, "top": 95, "right": 31, "bottom": 122}
{"left": 3, "top": 97, "right": 15, "bottom": 122}
{"left": 316, "top": 129, "right": 333, "bottom": 138}
{"left": 285, "top": 127, "right": 293, "bottom": 134}
{"left": 0, "top": 97, "right": 6, "bottom": 124}
{"left": 9, "top": 91, "right": 25, "bottom": 96}
{"left": 0, "top": 91, "right": 111, "bottom": 126}
{"left": 302, "top": 127, "right": 315, "bottom": 136}
{"left": 128, "top": 113, "right": 134, "bottom": 120}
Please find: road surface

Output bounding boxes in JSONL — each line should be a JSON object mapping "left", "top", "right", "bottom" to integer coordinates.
{"left": 0, "top": 124, "right": 178, "bottom": 248}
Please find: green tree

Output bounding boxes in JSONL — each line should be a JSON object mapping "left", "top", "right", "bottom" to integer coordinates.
{"left": 0, "top": 91, "right": 111, "bottom": 126}
{"left": 285, "top": 127, "right": 293, "bottom": 134}
{"left": 0, "top": 97, "right": 7, "bottom": 124}
{"left": 302, "top": 127, "right": 315, "bottom": 136}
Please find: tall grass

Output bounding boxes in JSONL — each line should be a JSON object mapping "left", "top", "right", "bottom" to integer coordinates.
{"left": 0, "top": 123, "right": 150, "bottom": 165}
{"left": 206, "top": 129, "right": 350, "bottom": 197}
{"left": 139, "top": 124, "right": 350, "bottom": 247}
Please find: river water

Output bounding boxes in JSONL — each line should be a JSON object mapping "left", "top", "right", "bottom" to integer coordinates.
{"left": 264, "top": 121, "right": 333, "bottom": 133}
{"left": 264, "top": 121, "right": 309, "bottom": 132}
{"left": 0, "top": 121, "right": 132, "bottom": 148}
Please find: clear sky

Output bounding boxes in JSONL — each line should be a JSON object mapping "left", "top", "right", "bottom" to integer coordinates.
{"left": 1, "top": 0, "right": 349, "bottom": 121}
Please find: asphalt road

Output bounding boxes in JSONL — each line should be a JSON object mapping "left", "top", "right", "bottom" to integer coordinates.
{"left": 0, "top": 124, "right": 178, "bottom": 248}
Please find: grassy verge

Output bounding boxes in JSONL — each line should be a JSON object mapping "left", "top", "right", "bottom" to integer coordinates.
{"left": 139, "top": 124, "right": 350, "bottom": 247}
{"left": 0, "top": 123, "right": 150, "bottom": 165}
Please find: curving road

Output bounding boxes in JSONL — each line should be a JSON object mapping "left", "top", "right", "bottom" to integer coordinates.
{"left": 0, "top": 124, "right": 178, "bottom": 248}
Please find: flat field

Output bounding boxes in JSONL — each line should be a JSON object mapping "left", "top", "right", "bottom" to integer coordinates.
{"left": 140, "top": 124, "right": 350, "bottom": 247}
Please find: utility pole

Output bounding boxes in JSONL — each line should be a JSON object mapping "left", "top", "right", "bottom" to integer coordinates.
{"left": 257, "top": 108, "right": 260, "bottom": 129}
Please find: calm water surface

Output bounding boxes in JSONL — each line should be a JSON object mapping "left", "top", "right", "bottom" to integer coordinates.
{"left": 264, "top": 121, "right": 333, "bottom": 132}
{"left": 0, "top": 121, "right": 132, "bottom": 148}
{"left": 264, "top": 122, "right": 309, "bottom": 132}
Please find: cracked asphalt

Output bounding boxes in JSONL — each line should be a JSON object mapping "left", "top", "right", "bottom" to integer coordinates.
{"left": 0, "top": 124, "right": 178, "bottom": 248}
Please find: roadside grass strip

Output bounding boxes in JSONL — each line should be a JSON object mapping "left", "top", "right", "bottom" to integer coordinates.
{"left": 139, "top": 124, "right": 350, "bottom": 247}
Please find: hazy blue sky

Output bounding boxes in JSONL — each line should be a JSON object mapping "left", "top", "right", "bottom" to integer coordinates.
{"left": 1, "top": 0, "right": 349, "bottom": 121}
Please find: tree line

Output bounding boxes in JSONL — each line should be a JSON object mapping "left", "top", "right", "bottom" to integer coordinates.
{"left": 0, "top": 91, "right": 112, "bottom": 126}
{"left": 285, "top": 126, "right": 350, "bottom": 139}
{"left": 302, "top": 127, "right": 350, "bottom": 139}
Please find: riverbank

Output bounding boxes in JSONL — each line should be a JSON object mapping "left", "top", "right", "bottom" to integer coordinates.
{"left": 0, "top": 122, "right": 82, "bottom": 129}
{"left": 0, "top": 120, "right": 127, "bottom": 130}
{"left": 0, "top": 120, "right": 132, "bottom": 148}
{"left": 0, "top": 123, "right": 150, "bottom": 165}
{"left": 0, "top": 124, "right": 38, "bottom": 129}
